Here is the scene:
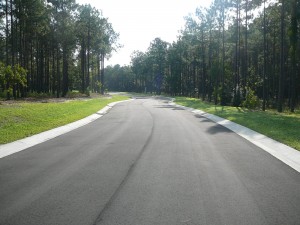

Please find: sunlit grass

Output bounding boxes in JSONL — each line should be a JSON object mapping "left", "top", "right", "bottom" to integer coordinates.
{"left": 175, "top": 97, "right": 300, "bottom": 151}
{"left": 0, "top": 95, "right": 129, "bottom": 144}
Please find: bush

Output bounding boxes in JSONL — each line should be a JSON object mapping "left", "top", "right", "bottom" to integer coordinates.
{"left": 242, "top": 87, "right": 260, "bottom": 109}
{"left": 0, "top": 63, "right": 27, "bottom": 99}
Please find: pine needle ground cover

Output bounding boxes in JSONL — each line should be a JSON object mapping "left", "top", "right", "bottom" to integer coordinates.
{"left": 0, "top": 95, "right": 129, "bottom": 144}
{"left": 175, "top": 97, "right": 300, "bottom": 151}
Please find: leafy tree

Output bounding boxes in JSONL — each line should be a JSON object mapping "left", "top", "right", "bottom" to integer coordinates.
{"left": 148, "top": 38, "right": 169, "bottom": 94}
{"left": 105, "top": 65, "right": 134, "bottom": 92}
{"left": 0, "top": 63, "right": 26, "bottom": 99}
{"left": 288, "top": 0, "right": 299, "bottom": 112}
{"left": 110, "top": 0, "right": 299, "bottom": 112}
{"left": 0, "top": 0, "right": 119, "bottom": 99}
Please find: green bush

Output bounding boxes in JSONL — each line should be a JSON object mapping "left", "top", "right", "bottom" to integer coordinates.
{"left": 242, "top": 87, "right": 260, "bottom": 109}
{"left": 0, "top": 62, "right": 27, "bottom": 99}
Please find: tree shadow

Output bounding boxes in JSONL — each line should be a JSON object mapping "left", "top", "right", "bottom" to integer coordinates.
{"left": 194, "top": 114, "right": 210, "bottom": 120}
{"left": 193, "top": 114, "right": 233, "bottom": 134}
{"left": 206, "top": 124, "right": 233, "bottom": 135}
{"left": 154, "top": 105, "right": 185, "bottom": 110}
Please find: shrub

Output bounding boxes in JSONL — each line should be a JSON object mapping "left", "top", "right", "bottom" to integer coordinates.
{"left": 0, "top": 63, "right": 27, "bottom": 99}
{"left": 242, "top": 87, "right": 260, "bottom": 109}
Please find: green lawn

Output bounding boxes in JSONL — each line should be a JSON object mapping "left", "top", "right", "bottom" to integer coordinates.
{"left": 175, "top": 97, "right": 300, "bottom": 151}
{"left": 0, "top": 95, "right": 129, "bottom": 144}
{"left": 1, "top": 94, "right": 298, "bottom": 151}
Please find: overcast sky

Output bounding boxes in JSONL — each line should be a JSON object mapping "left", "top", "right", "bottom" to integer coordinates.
{"left": 76, "top": 0, "right": 212, "bottom": 66}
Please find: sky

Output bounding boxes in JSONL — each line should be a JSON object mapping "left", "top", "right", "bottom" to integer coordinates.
{"left": 76, "top": 0, "right": 212, "bottom": 66}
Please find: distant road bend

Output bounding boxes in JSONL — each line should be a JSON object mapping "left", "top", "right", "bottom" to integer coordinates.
{"left": 0, "top": 97, "right": 299, "bottom": 225}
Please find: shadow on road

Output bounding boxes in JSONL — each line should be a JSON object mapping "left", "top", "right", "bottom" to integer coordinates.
{"left": 205, "top": 124, "right": 233, "bottom": 135}
{"left": 154, "top": 105, "right": 185, "bottom": 110}
{"left": 193, "top": 114, "right": 233, "bottom": 135}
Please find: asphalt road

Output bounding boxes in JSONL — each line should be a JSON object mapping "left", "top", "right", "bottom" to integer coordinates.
{"left": 0, "top": 97, "right": 300, "bottom": 225}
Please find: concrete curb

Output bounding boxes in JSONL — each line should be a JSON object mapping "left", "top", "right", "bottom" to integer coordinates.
{"left": 169, "top": 101, "right": 300, "bottom": 173}
{"left": 0, "top": 99, "right": 133, "bottom": 159}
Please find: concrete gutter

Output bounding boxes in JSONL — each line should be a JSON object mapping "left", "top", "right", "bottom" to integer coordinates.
{"left": 0, "top": 99, "right": 133, "bottom": 159}
{"left": 169, "top": 101, "right": 300, "bottom": 173}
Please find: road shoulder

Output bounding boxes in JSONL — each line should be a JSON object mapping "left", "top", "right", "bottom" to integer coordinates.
{"left": 169, "top": 100, "right": 300, "bottom": 173}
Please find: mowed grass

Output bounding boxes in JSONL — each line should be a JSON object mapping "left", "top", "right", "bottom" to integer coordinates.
{"left": 0, "top": 95, "right": 129, "bottom": 144}
{"left": 175, "top": 97, "right": 300, "bottom": 151}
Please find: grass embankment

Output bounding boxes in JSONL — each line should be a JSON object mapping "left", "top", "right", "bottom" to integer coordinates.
{"left": 0, "top": 95, "right": 129, "bottom": 144}
{"left": 175, "top": 97, "right": 300, "bottom": 151}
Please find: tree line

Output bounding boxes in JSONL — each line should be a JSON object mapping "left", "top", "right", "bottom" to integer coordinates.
{"left": 0, "top": 0, "right": 119, "bottom": 99}
{"left": 106, "top": 0, "right": 299, "bottom": 112}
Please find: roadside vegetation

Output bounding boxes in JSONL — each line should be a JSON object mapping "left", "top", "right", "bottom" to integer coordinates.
{"left": 104, "top": 0, "right": 300, "bottom": 152}
{"left": 1, "top": 0, "right": 299, "bottom": 151}
{"left": 175, "top": 97, "right": 300, "bottom": 151}
{"left": 0, "top": 95, "right": 128, "bottom": 144}
{"left": 0, "top": 0, "right": 119, "bottom": 100}
{"left": 106, "top": 1, "right": 300, "bottom": 114}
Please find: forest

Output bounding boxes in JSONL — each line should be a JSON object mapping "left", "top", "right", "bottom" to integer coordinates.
{"left": 0, "top": 0, "right": 299, "bottom": 113}
{"left": 0, "top": 0, "right": 119, "bottom": 99}
{"left": 106, "top": 0, "right": 300, "bottom": 112}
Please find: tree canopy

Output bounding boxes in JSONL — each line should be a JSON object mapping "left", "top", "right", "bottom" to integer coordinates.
{"left": 106, "top": 0, "right": 300, "bottom": 112}
{"left": 0, "top": 0, "right": 119, "bottom": 99}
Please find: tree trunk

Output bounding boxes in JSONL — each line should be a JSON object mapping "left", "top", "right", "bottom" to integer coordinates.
{"left": 278, "top": 0, "right": 285, "bottom": 112}
{"left": 81, "top": 38, "right": 86, "bottom": 93}
{"left": 5, "top": 0, "right": 9, "bottom": 65}
{"left": 52, "top": 46, "right": 56, "bottom": 95}
{"left": 56, "top": 47, "right": 60, "bottom": 98}
{"left": 100, "top": 53, "right": 105, "bottom": 95}
{"left": 97, "top": 54, "right": 101, "bottom": 93}
{"left": 87, "top": 15, "right": 91, "bottom": 89}
{"left": 62, "top": 46, "right": 68, "bottom": 97}
{"left": 289, "top": 0, "right": 297, "bottom": 112}
{"left": 244, "top": 0, "right": 248, "bottom": 96}
{"left": 263, "top": 0, "right": 267, "bottom": 111}
{"left": 10, "top": 0, "right": 14, "bottom": 66}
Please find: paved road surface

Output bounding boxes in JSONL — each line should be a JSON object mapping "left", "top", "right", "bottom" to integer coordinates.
{"left": 0, "top": 97, "right": 299, "bottom": 225}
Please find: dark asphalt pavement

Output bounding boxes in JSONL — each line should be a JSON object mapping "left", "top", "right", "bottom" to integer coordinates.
{"left": 0, "top": 97, "right": 300, "bottom": 225}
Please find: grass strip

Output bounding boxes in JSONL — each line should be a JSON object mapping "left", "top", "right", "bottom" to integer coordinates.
{"left": 0, "top": 95, "right": 129, "bottom": 144}
{"left": 175, "top": 97, "right": 300, "bottom": 151}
